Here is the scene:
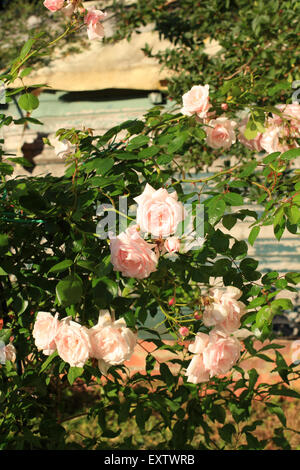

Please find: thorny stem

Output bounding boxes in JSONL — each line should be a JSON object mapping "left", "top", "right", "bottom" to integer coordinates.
{"left": 171, "top": 164, "right": 241, "bottom": 186}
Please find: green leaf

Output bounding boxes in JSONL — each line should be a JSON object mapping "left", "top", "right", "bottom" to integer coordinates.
{"left": 222, "top": 214, "right": 237, "bottom": 230}
{"left": 135, "top": 404, "right": 146, "bottom": 433}
{"left": 207, "top": 197, "right": 226, "bottom": 224}
{"left": 269, "top": 387, "right": 300, "bottom": 399}
{"left": 240, "top": 258, "right": 259, "bottom": 272}
{"left": 285, "top": 272, "right": 300, "bottom": 285}
{"left": 0, "top": 329, "right": 12, "bottom": 344}
{"left": 18, "top": 93, "right": 39, "bottom": 112}
{"left": 85, "top": 157, "right": 114, "bottom": 175}
{"left": 224, "top": 192, "right": 244, "bottom": 206}
{"left": 266, "top": 404, "right": 286, "bottom": 427}
{"left": 256, "top": 305, "right": 272, "bottom": 328}
{"left": 209, "top": 404, "right": 226, "bottom": 424}
{"left": 126, "top": 135, "right": 150, "bottom": 150}
{"left": 167, "top": 132, "right": 188, "bottom": 154}
{"left": 219, "top": 423, "right": 236, "bottom": 444}
{"left": 263, "top": 152, "right": 281, "bottom": 164}
{"left": 211, "top": 229, "right": 229, "bottom": 253}
{"left": 248, "top": 296, "right": 266, "bottom": 308}
{"left": 19, "top": 39, "right": 35, "bottom": 60}
{"left": 271, "top": 298, "right": 293, "bottom": 314}
{"left": 56, "top": 274, "right": 83, "bottom": 306}
{"left": 280, "top": 148, "right": 300, "bottom": 161}
{"left": 248, "top": 226, "right": 260, "bottom": 246}
{"left": 248, "top": 368, "right": 259, "bottom": 391}
{"left": 19, "top": 67, "right": 32, "bottom": 79}
{"left": 40, "top": 351, "right": 59, "bottom": 373}
{"left": 137, "top": 146, "right": 160, "bottom": 159}
{"left": 285, "top": 206, "right": 300, "bottom": 225}
{"left": 160, "top": 363, "right": 174, "bottom": 388}
{"left": 67, "top": 367, "right": 84, "bottom": 386}
{"left": 48, "top": 259, "right": 73, "bottom": 274}
{"left": 231, "top": 240, "right": 248, "bottom": 259}
{"left": 0, "top": 234, "right": 9, "bottom": 252}
{"left": 262, "top": 271, "right": 278, "bottom": 284}
{"left": 239, "top": 161, "right": 257, "bottom": 177}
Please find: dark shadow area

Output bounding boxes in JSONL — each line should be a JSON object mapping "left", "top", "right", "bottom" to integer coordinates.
{"left": 58, "top": 88, "right": 164, "bottom": 103}
{"left": 21, "top": 132, "right": 49, "bottom": 173}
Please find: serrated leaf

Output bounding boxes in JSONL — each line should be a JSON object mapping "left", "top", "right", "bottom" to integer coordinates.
{"left": 224, "top": 192, "right": 244, "bottom": 206}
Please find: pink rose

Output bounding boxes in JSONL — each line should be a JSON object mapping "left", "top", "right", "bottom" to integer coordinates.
{"left": 89, "top": 312, "right": 137, "bottom": 374}
{"left": 84, "top": 9, "right": 106, "bottom": 40}
{"left": 4, "top": 343, "right": 16, "bottom": 362}
{"left": 260, "top": 105, "right": 300, "bottom": 154}
{"left": 202, "top": 329, "right": 241, "bottom": 377}
{"left": 181, "top": 84, "right": 211, "bottom": 119}
{"left": 164, "top": 236, "right": 180, "bottom": 253}
{"left": 185, "top": 333, "right": 210, "bottom": 384}
{"left": 203, "top": 287, "right": 245, "bottom": 334}
{"left": 274, "top": 103, "right": 300, "bottom": 128}
{"left": 185, "top": 354, "right": 210, "bottom": 384}
{"left": 205, "top": 117, "right": 237, "bottom": 150}
{"left": 134, "top": 184, "right": 185, "bottom": 238}
{"left": 260, "top": 123, "right": 291, "bottom": 154}
{"left": 110, "top": 225, "right": 158, "bottom": 279}
{"left": 32, "top": 311, "right": 60, "bottom": 356}
{"left": 238, "top": 117, "right": 263, "bottom": 152}
{"left": 188, "top": 332, "right": 209, "bottom": 354}
{"left": 43, "top": 0, "right": 65, "bottom": 11}
{"left": 55, "top": 317, "right": 91, "bottom": 367}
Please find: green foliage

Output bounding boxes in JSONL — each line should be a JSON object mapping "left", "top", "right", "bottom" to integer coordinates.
{"left": 106, "top": 0, "right": 300, "bottom": 171}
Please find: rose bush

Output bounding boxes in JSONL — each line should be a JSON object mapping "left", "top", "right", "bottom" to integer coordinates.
{"left": 0, "top": 0, "right": 300, "bottom": 451}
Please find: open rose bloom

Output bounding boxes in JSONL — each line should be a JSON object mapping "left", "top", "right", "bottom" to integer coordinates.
{"left": 202, "top": 286, "right": 246, "bottom": 334}
{"left": 134, "top": 184, "right": 185, "bottom": 238}
{"left": 185, "top": 329, "right": 242, "bottom": 384}
{"left": 185, "top": 287, "right": 247, "bottom": 384}
{"left": 260, "top": 103, "right": 300, "bottom": 154}
{"left": 89, "top": 312, "right": 137, "bottom": 374}
{"left": 110, "top": 225, "right": 158, "bottom": 279}
{"left": 55, "top": 317, "right": 91, "bottom": 368}
{"left": 84, "top": 9, "right": 107, "bottom": 40}
{"left": 32, "top": 311, "right": 60, "bottom": 356}
{"left": 205, "top": 117, "right": 237, "bottom": 150}
{"left": 181, "top": 84, "right": 211, "bottom": 119}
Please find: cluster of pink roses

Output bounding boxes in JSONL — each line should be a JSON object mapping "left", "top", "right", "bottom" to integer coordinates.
{"left": 185, "top": 286, "right": 248, "bottom": 383}
{"left": 32, "top": 311, "right": 137, "bottom": 374}
{"left": 43, "top": 0, "right": 106, "bottom": 40}
{"left": 109, "top": 183, "right": 185, "bottom": 279}
{"left": 181, "top": 84, "right": 300, "bottom": 153}
{"left": 244, "top": 103, "right": 300, "bottom": 154}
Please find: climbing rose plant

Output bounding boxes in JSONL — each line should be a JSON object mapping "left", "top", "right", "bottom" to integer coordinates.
{"left": 0, "top": 0, "right": 300, "bottom": 450}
